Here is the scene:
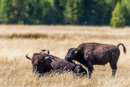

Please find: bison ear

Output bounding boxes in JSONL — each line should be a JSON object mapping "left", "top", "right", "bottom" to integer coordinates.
{"left": 74, "top": 49, "right": 78, "bottom": 54}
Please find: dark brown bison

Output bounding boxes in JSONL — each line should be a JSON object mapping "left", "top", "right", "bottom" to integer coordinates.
{"left": 26, "top": 50, "right": 87, "bottom": 76}
{"left": 65, "top": 43, "right": 126, "bottom": 78}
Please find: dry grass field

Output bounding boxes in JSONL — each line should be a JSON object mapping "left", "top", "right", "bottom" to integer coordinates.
{"left": 0, "top": 25, "right": 130, "bottom": 87}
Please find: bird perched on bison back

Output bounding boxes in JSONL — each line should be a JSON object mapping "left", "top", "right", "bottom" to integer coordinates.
{"left": 65, "top": 43, "right": 126, "bottom": 78}
{"left": 26, "top": 49, "right": 87, "bottom": 76}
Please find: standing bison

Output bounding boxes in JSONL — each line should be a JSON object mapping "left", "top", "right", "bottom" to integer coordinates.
{"left": 26, "top": 50, "right": 87, "bottom": 76}
{"left": 65, "top": 43, "right": 126, "bottom": 78}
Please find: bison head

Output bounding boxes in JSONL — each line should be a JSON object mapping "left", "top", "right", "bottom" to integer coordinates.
{"left": 26, "top": 50, "right": 50, "bottom": 73}
{"left": 65, "top": 48, "right": 78, "bottom": 62}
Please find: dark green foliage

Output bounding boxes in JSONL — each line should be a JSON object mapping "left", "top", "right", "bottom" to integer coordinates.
{"left": 54, "top": 0, "right": 67, "bottom": 24}
{"left": 122, "top": 0, "right": 130, "bottom": 25}
{"left": 0, "top": 0, "right": 130, "bottom": 27}
{"left": 0, "top": 0, "right": 6, "bottom": 23}
{"left": 110, "top": 2, "right": 125, "bottom": 28}
{"left": 54, "top": 0, "right": 67, "bottom": 12}
{"left": 123, "top": 6, "right": 130, "bottom": 25}
{"left": 75, "top": 0, "right": 113, "bottom": 25}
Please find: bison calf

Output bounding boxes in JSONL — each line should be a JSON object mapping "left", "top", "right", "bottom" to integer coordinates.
{"left": 26, "top": 50, "right": 87, "bottom": 76}
{"left": 65, "top": 43, "right": 126, "bottom": 78}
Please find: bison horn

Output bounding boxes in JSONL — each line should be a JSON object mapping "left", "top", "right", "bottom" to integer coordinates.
{"left": 26, "top": 54, "right": 32, "bottom": 60}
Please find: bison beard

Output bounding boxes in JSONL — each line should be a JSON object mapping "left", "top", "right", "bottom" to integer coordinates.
{"left": 26, "top": 51, "right": 87, "bottom": 76}
{"left": 65, "top": 43, "right": 126, "bottom": 78}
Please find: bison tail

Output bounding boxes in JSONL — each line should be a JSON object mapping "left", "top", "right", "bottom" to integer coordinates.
{"left": 117, "top": 43, "right": 126, "bottom": 54}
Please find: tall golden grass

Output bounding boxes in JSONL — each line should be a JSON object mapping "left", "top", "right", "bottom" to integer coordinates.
{"left": 0, "top": 25, "right": 130, "bottom": 87}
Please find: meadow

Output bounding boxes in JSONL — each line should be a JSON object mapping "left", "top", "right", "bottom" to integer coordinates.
{"left": 0, "top": 25, "right": 130, "bottom": 87}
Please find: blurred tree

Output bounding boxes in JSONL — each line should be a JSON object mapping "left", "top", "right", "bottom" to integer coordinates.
{"left": 110, "top": 2, "right": 125, "bottom": 28}
{"left": 10, "top": 0, "right": 27, "bottom": 24}
{"left": 0, "top": 0, "right": 7, "bottom": 23}
{"left": 54, "top": 0, "right": 67, "bottom": 24}
{"left": 122, "top": 0, "right": 130, "bottom": 25}
{"left": 64, "top": 0, "right": 78, "bottom": 24}
{"left": 0, "top": 0, "right": 12, "bottom": 24}
{"left": 90, "top": 0, "right": 112, "bottom": 25}
{"left": 123, "top": 5, "right": 130, "bottom": 26}
{"left": 26, "top": 0, "right": 41, "bottom": 24}
{"left": 72, "top": 0, "right": 113, "bottom": 25}
{"left": 40, "top": 0, "right": 62, "bottom": 24}
{"left": 0, "top": 0, "right": 129, "bottom": 26}
{"left": 0, "top": 0, "right": 29, "bottom": 24}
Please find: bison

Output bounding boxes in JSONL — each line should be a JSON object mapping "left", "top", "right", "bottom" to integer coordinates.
{"left": 65, "top": 43, "right": 126, "bottom": 78}
{"left": 26, "top": 50, "right": 87, "bottom": 76}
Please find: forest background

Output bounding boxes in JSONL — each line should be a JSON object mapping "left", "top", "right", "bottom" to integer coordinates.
{"left": 0, "top": 0, "right": 130, "bottom": 27}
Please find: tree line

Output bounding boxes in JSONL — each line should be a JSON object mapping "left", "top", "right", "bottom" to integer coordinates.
{"left": 0, "top": 0, "right": 130, "bottom": 27}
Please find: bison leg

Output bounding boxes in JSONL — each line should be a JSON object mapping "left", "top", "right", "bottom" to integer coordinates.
{"left": 110, "top": 61, "right": 117, "bottom": 77}
{"left": 83, "top": 56, "right": 94, "bottom": 78}
{"left": 84, "top": 55, "right": 94, "bottom": 78}
{"left": 112, "top": 69, "right": 117, "bottom": 76}
{"left": 110, "top": 63, "right": 117, "bottom": 77}
{"left": 110, "top": 49, "right": 120, "bottom": 77}
{"left": 88, "top": 62, "right": 94, "bottom": 78}
{"left": 110, "top": 53, "right": 119, "bottom": 77}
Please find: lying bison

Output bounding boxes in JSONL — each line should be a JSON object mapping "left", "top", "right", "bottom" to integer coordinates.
{"left": 26, "top": 50, "right": 87, "bottom": 76}
{"left": 65, "top": 43, "right": 126, "bottom": 78}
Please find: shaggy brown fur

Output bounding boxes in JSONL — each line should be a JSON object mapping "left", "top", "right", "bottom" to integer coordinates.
{"left": 26, "top": 51, "right": 87, "bottom": 75}
{"left": 65, "top": 43, "right": 126, "bottom": 78}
